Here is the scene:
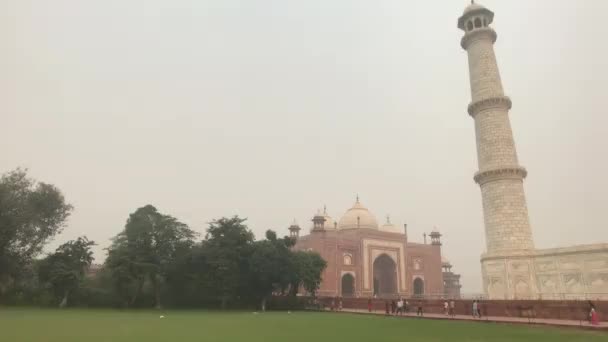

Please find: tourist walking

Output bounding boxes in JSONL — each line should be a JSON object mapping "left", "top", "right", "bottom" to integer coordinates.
{"left": 367, "top": 298, "right": 373, "bottom": 313}
{"left": 449, "top": 300, "right": 456, "bottom": 317}
{"left": 472, "top": 300, "right": 478, "bottom": 318}
{"left": 385, "top": 301, "right": 390, "bottom": 315}
{"left": 338, "top": 297, "right": 343, "bottom": 311}
{"left": 588, "top": 301, "right": 596, "bottom": 324}
{"left": 397, "top": 298, "right": 404, "bottom": 316}
{"left": 417, "top": 302, "right": 423, "bottom": 317}
{"left": 443, "top": 300, "right": 449, "bottom": 315}
{"left": 590, "top": 307, "right": 599, "bottom": 325}
{"left": 405, "top": 300, "right": 410, "bottom": 314}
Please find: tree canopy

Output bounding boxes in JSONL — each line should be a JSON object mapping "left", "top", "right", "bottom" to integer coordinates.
{"left": 105, "top": 205, "right": 196, "bottom": 308}
{"left": 0, "top": 169, "right": 327, "bottom": 309}
{"left": 0, "top": 168, "right": 73, "bottom": 297}
{"left": 38, "top": 237, "right": 95, "bottom": 307}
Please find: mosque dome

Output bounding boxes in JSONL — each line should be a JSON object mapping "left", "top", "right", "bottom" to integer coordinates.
{"left": 337, "top": 197, "right": 379, "bottom": 230}
{"left": 379, "top": 215, "right": 403, "bottom": 234}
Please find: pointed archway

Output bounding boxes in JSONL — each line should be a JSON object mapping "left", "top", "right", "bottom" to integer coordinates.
{"left": 413, "top": 278, "right": 424, "bottom": 296}
{"left": 372, "top": 254, "right": 397, "bottom": 297}
{"left": 341, "top": 273, "right": 355, "bottom": 297}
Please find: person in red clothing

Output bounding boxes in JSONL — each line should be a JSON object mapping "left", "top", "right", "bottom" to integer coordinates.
{"left": 590, "top": 307, "right": 599, "bottom": 325}
{"left": 367, "top": 298, "right": 373, "bottom": 312}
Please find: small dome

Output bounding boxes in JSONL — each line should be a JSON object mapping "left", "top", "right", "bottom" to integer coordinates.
{"left": 288, "top": 219, "right": 300, "bottom": 230}
{"left": 442, "top": 257, "right": 451, "bottom": 265}
{"left": 379, "top": 215, "right": 403, "bottom": 234}
{"left": 463, "top": 3, "right": 486, "bottom": 15}
{"left": 338, "top": 197, "right": 379, "bottom": 230}
{"left": 322, "top": 206, "right": 336, "bottom": 229}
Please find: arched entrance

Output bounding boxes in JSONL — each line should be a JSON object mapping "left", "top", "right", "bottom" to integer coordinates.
{"left": 341, "top": 274, "right": 355, "bottom": 297}
{"left": 373, "top": 254, "right": 397, "bottom": 297}
{"left": 413, "top": 278, "right": 424, "bottom": 296}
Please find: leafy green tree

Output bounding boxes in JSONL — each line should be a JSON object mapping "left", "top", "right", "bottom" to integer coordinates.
{"left": 201, "top": 216, "right": 254, "bottom": 309}
{"left": 38, "top": 237, "right": 95, "bottom": 307}
{"left": 0, "top": 168, "right": 73, "bottom": 298}
{"left": 290, "top": 251, "right": 327, "bottom": 297}
{"left": 248, "top": 230, "right": 296, "bottom": 310}
{"left": 104, "top": 234, "right": 143, "bottom": 307}
{"left": 164, "top": 243, "right": 209, "bottom": 307}
{"left": 105, "top": 205, "right": 195, "bottom": 309}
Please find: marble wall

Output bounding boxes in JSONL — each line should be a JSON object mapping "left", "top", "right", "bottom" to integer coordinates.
{"left": 482, "top": 244, "right": 608, "bottom": 300}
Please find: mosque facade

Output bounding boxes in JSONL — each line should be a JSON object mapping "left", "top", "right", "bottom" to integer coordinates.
{"left": 290, "top": 198, "right": 461, "bottom": 299}
{"left": 459, "top": 2, "right": 608, "bottom": 300}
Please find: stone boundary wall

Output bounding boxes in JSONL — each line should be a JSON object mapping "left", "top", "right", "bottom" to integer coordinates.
{"left": 317, "top": 297, "right": 607, "bottom": 321}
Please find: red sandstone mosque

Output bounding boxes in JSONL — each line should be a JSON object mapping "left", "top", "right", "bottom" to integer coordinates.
{"left": 290, "top": 197, "right": 461, "bottom": 299}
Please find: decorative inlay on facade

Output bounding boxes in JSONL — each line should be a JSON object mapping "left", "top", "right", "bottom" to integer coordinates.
{"left": 474, "top": 166, "right": 527, "bottom": 185}
{"left": 468, "top": 96, "right": 512, "bottom": 117}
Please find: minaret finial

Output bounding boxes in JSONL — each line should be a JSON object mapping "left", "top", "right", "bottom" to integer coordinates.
{"left": 356, "top": 194, "right": 359, "bottom": 203}
{"left": 386, "top": 214, "right": 391, "bottom": 224}
{"left": 323, "top": 204, "right": 327, "bottom": 214}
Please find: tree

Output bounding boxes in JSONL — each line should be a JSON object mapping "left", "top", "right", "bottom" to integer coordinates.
{"left": 248, "top": 231, "right": 283, "bottom": 311}
{"left": 104, "top": 234, "right": 143, "bottom": 307}
{"left": 105, "top": 205, "right": 195, "bottom": 309}
{"left": 38, "top": 237, "right": 95, "bottom": 307}
{"left": 290, "top": 251, "right": 327, "bottom": 297}
{"left": 248, "top": 230, "right": 297, "bottom": 310}
{"left": 201, "top": 216, "right": 254, "bottom": 309}
{"left": 0, "top": 168, "right": 73, "bottom": 298}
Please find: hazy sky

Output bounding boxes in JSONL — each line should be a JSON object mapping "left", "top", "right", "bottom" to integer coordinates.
{"left": 2, "top": 0, "right": 607, "bottom": 293}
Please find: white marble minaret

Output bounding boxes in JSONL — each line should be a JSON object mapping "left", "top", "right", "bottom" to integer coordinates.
{"left": 458, "top": 2, "right": 537, "bottom": 299}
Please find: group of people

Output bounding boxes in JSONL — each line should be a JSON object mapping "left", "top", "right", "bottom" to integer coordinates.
{"left": 330, "top": 297, "right": 343, "bottom": 311}
{"left": 380, "top": 298, "right": 411, "bottom": 316}
{"left": 368, "top": 298, "right": 480, "bottom": 319}
{"left": 344, "top": 298, "right": 602, "bottom": 326}
{"left": 471, "top": 300, "right": 483, "bottom": 318}
{"left": 442, "top": 300, "right": 457, "bottom": 317}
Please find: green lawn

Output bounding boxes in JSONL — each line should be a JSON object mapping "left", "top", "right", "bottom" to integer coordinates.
{"left": 0, "top": 309, "right": 606, "bottom": 342}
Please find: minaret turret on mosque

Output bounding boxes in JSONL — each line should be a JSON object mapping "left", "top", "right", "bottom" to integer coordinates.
{"left": 288, "top": 220, "right": 301, "bottom": 239}
{"left": 458, "top": 2, "right": 534, "bottom": 254}
{"left": 430, "top": 228, "right": 442, "bottom": 246}
{"left": 311, "top": 210, "right": 326, "bottom": 232}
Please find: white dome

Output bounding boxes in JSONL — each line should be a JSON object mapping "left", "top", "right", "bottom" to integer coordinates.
{"left": 322, "top": 207, "right": 336, "bottom": 229}
{"left": 337, "top": 198, "right": 379, "bottom": 230}
{"left": 379, "top": 215, "right": 403, "bottom": 234}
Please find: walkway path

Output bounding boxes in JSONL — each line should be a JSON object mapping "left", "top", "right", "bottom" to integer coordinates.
{"left": 331, "top": 308, "right": 608, "bottom": 331}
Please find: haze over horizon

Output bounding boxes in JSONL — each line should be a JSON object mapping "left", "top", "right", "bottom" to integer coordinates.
{"left": 2, "top": 0, "right": 607, "bottom": 293}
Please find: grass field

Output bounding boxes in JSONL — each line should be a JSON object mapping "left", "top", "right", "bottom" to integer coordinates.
{"left": 1, "top": 309, "right": 606, "bottom": 342}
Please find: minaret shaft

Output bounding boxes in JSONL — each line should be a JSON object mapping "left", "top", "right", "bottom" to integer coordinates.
{"left": 461, "top": 20, "right": 534, "bottom": 255}
{"left": 457, "top": 3, "right": 558, "bottom": 301}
